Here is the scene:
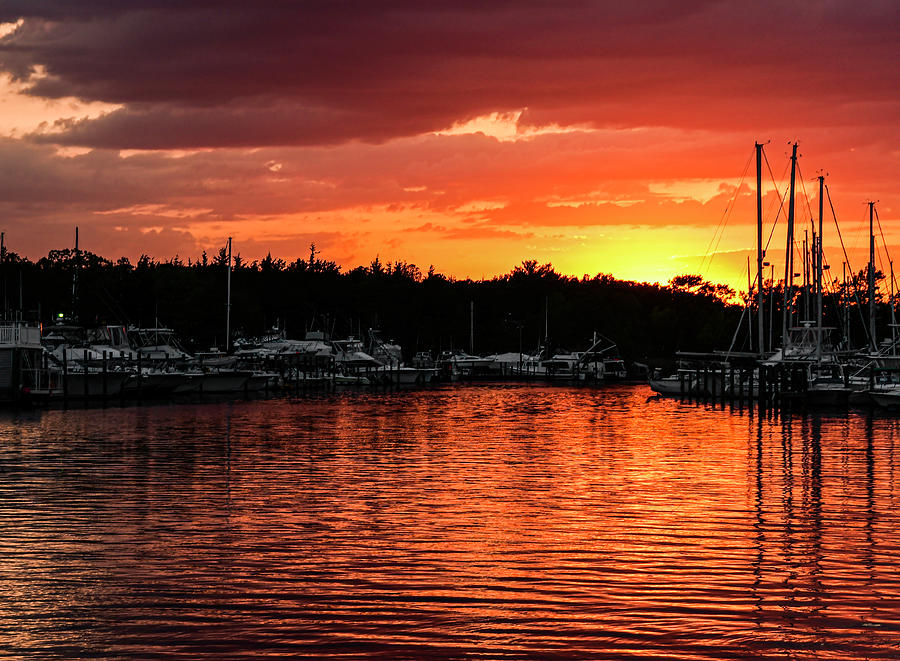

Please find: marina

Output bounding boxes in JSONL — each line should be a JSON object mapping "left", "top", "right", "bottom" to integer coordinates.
{"left": 2, "top": 4, "right": 898, "bottom": 658}
{"left": 0, "top": 301, "right": 640, "bottom": 404}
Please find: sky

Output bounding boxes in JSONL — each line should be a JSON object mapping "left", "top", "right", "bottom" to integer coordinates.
{"left": 0, "top": 1, "right": 898, "bottom": 291}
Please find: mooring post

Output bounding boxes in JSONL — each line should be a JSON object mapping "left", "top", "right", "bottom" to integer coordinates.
{"left": 62, "top": 346, "right": 69, "bottom": 406}
{"left": 757, "top": 366, "right": 765, "bottom": 413}
{"left": 721, "top": 367, "right": 727, "bottom": 407}
{"left": 778, "top": 365, "right": 786, "bottom": 413}
{"left": 773, "top": 364, "right": 780, "bottom": 413}
{"left": 11, "top": 348, "right": 21, "bottom": 405}
{"left": 137, "top": 351, "right": 143, "bottom": 402}
{"left": 83, "top": 348, "right": 89, "bottom": 405}
{"left": 102, "top": 350, "right": 108, "bottom": 404}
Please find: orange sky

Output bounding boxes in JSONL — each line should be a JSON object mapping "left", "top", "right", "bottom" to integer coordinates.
{"left": 0, "top": 3, "right": 898, "bottom": 293}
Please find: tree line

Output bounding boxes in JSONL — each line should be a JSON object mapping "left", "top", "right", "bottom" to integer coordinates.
{"left": 0, "top": 246, "right": 754, "bottom": 363}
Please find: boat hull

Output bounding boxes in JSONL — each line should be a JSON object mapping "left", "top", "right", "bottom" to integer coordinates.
{"left": 38, "top": 371, "right": 130, "bottom": 399}
{"left": 124, "top": 372, "right": 189, "bottom": 397}
{"left": 870, "top": 390, "right": 900, "bottom": 408}
{"left": 199, "top": 371, "right": 251, "bottom": 393}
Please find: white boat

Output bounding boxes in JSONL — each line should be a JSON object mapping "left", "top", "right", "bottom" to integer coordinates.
{"left": 869, "top": 384, "right": 900, "bottom": 408}
{"left": 333, "top": 373, "right": 371, "bottom": 385}
{"left": 198, "top": 370, "right": 252, "bottom": 393}
{"left": 437, "top": 351, "right": 495, "bottom": 380}
{"left": 172, "top": 373, "right": 203, "bottom": 394}
{"left": 32, "top": 364, "right": 131, "bottom": 399}
{"left": 167, "top": 369, "right": 251, "bottom": 394}
{"left": 123, "top": 370, "right": 190, "bottom": 397}
{"left": 129, "top": 327, "right": 193, "bottom": 361}
{"left": 370, "top": 365, "right": 426, "bottom": 385}
{"left": 650, "top": 372, "right": 697, "bottom": 395}
{"left": 245, "top": 371, "right": 279, "bottom": 392}
{"left": 604, "top": 358, "right": 628, "bottom": 380}
{"left": 332, "top": 337, "right": 381, "bottom": 369}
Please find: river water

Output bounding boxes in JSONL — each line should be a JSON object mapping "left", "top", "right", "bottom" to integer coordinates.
{"left": 0, "top": 384, "right": 898, "bottom": 659}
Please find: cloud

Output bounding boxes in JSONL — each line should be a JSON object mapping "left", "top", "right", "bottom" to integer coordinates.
{"left": 0, "top": 3, "right": 898, "bottom": 290}
{"left": 0, "top": 2, "right": 898, "bottom": 148}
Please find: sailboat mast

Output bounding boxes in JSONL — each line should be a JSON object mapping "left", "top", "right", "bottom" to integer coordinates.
{"left": 843, "top": 262, "right": 850, "bottom": 346}
{"left": 226, "top": 236, "right": 232, "bottom": 353}
{"left": 803, "top": 231, "right": 809, "bottom": 322}
{"left": 470, "top": 300, "right": 475, "bottom": 354}
{"left": 892, "top": 260, "right": 897, "bottom": 356}
{"left": 781, "top": 143, "right": 798, "bottom": 348}
{"left": 72, "top": 226, "right": 79, "bottom": 322}
{"left": 747, "top": 257, "right": 753, "bottom": 351}
{"left": 755, "top": 142, "right": 765, "bottom": 357}
{"left": 816, "top": 175, "right": 824, "bottom": 362}
{"left": 1, "top": 231, "right": 6, "bottom": 322}
{"left": 868, "top": 201, "right": 876, "bottom": 352}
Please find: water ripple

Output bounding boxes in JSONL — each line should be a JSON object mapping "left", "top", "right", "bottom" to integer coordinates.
{"left": 1, "top": 384, "right": 899, "bottom": 659}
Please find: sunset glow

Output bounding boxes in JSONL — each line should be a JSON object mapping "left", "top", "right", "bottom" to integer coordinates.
{"left": 0, "top": 3, "right": 897, "bottom": 292}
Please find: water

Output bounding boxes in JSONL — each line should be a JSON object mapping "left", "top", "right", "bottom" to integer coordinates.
{"left": 1, "top": 384, "right": 898, "bottom": 659}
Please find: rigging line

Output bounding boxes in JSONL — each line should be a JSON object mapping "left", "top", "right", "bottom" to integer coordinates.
{"left": 821, "top": 235, "right": 860, "bottom": 352}
{"left": 704, "top": 190, "right": 741, "bottom": 275}
{"left": 698, "top": 163, "right": 746, "bottom": 273}
{"left": 874, "top": 205, "right": 898, "bottom": 301}
{"left": 826, "top": 183, "right": 870, "bottom": 346}
{"left": 761, "top": 147, "right": 790, "bottom": 256}
{"left": 825, "top": 184, "right": 855, "bottom": 276}
{"left": 726, "top": 301, "right": 749, "bottom": 356}
{"left": 794, "top": 160, "right": 818, "bottom": 235}
{"left": 699, "top": 148, "right": 753, "bottom": 275}
{"left": 726, "top": 301, "right": 748, "bottom": 356}
{"left": 846, "top": 200, "right": 870, "bottom": 257}
{"left": 763, "top": 147, "right": 784, "bottom": 202}
{"left": 820, "top": 250, "right": 845, "bottom": 335}
{"left": 727, "top": 256, "right": 754, "bottom": 354}
{"left": 764, "top": 165, "right": 788, "bottom": 232}
{"left": 875, "top": 205, "right": 891, "bottom": 271}
{"left": 763, "top": 184, "right": 790, "bottom": 255}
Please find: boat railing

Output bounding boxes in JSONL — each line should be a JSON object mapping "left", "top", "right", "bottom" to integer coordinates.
{"left": 0, "top": 323, "right": 42, "bottom": 347}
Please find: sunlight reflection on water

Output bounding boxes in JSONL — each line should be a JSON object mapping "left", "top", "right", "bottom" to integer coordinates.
{"left": 1, "top": 384, "right": 898, "bottom": 659}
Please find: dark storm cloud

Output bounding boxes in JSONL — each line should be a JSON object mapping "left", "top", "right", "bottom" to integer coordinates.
{"left": 1, "top": 1, "right": 899, "bottom": 149}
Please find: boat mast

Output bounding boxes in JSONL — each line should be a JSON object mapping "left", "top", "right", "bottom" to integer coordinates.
{"left": 544, "top": 296, "right": 549, "bottom": 348}
{"left": 803, "top": 231, "right": 809, "bottom": 322}
{"left": 868, "top": 201, "right": 876, "bottom": 352}
{"left": 842, "top": 262, "right": 850, "bottom": 347}
{"left": 816, "top": 175, "right": 824, "bottom": 362}
{"left": 746, "top": 257, "right": 753, "bottom": 350}
{"left": 72, "top": 226, "right": 79, "bottom": 322}
{"left": 892, "top": 260, "right": 897, "bottom": 356}
{"left": 226, "top": 236, "right": 232, "bottom": 353}
{"left": 755, "top": 142, "right": 765, "bottom": 357}
{"left": 1, "top": 231, "right": 5, "bottom": 322}
{"left": 470, "top": 300, "right": 475, "bottom": 354}
{"left": 781, "top": 143, "right": 798, "bottom": 348}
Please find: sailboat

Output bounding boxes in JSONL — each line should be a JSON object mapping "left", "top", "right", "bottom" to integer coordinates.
{"left": 767, "top": 160, "right": 851, "bottom": 406}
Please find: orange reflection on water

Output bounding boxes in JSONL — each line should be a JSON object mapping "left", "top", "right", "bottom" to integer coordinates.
{"left": 0, "top": 385, "right": 899, "bottom": 659}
